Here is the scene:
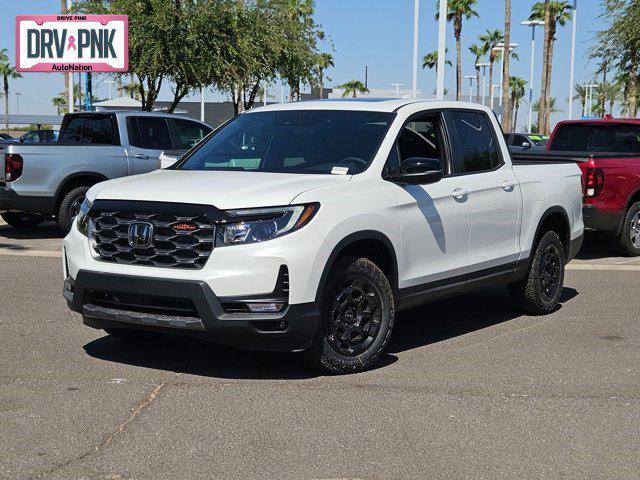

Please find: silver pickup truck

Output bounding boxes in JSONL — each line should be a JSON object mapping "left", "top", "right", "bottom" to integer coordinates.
{"left": 0, "top": 111, "right": 211, "bottom": 232}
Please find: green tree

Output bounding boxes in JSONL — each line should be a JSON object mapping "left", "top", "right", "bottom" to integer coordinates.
{"left": 479, "top": 29, "right": 504, "bottom": 107}
{"left": 573, "top": 83, "right": 588, "bottom": 117}
{"left": 313, "top": 52, "right": 334, "bottom": 99}
{"left": 422, "top": 49, "right": 452, "bottom": 72}
{"left": 52, "top": 94, "right": 67, "bottom": 115}
{"left": 437, "top": 0, "right": 479, "bottom": 101}
{"left": 338, "top": 80, "right": 369, "bottom": 98}
{"left": 509, "top": 76, "right": 527, "bottom": 130}
{"left": 469, "top": 43, "right": 488, "bottom": 102}
{"left": 0, "top": 49, "right": 22, "bottom": 130}
{"left": 533, "top": 96, "right": 562, "bottom": 126}
{"left": 530, "top": 1, "right": 572, "bottom": 134}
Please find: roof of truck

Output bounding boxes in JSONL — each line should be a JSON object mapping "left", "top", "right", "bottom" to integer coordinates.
{"left": 245, "top": 98, "right": 488, "bottom": 114}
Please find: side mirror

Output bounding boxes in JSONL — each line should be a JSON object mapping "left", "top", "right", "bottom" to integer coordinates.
{"left": 522, "top": 141, "right": 531, "bottom": 149}
{"left": 386, "top": 157, "right": 443, "bottom": 185}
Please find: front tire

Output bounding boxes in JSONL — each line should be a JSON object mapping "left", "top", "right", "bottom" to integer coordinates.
{"left": 1, "top": 211, "right": 45, "bottom": 229}
{"left": 57, "top": 186, "right": 89, "bottom": 233}
{"left": 617, "top": 201, "right": 640, "bottom": 257}
{"left": 307, "top": 256, "right": 395, "bottom": 374}
{"left": 509, "top": 230, "right": 565, "bottom": 315}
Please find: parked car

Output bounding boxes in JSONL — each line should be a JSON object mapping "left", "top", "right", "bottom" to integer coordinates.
{"left": 63, "top": 99, "right": 584, "bottom": 373}
{"left": 547, "top": 117, "right": 640, "bottom": 256}
{"left": 0, "top": 129, "right": 59, "bottom": 144}
{"left": 0, "top": 111, "right": 211, "bottom": 232}
{"left": 505, "top": 132, "right": 549, "bottom": 152}
{"left": 0, "top": 133, "right": 13, "bottom": 141}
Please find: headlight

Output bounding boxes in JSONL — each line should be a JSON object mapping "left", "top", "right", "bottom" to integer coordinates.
{"left": 216, "top": 203, "right": 319, "bottom": 246}
{"left": 76, "top": 198, "right": 93, "bottom": 236}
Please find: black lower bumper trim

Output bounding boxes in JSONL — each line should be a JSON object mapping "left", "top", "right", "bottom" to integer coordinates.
{"left": 582, "top": 204, "right": 623, "bottom": 234}
{"left": 0, "top": 187, "right": 56, "bottom": 215}
{"left": 568, "top": 233, "right": 584, "bottom": 262}
{"left": 65, "top": 270, "right": 320, "bottom": 352}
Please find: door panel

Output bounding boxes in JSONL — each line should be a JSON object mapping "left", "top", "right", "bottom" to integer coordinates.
{"left": 466, "top": 165, "right": 520, "bottom": 271}
{"left": 395, "top": 177, "right": 471, "bottom": 288}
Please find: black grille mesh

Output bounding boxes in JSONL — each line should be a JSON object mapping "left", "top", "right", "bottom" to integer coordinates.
{"left": 90, "top": 210, "right": 214, "bottom": 269}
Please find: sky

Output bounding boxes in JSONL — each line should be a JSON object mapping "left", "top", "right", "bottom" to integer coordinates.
{"left": 0, "top": 0, "right": 605, "bottom": 130}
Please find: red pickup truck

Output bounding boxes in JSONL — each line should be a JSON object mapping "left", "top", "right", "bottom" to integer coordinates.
{"left": 547, "top": 117, "right": 640, "bottom": 256}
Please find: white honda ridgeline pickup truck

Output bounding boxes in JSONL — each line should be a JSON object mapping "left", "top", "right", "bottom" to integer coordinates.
{"left": 63, "top": 99, "right": 584, "bottom": 373}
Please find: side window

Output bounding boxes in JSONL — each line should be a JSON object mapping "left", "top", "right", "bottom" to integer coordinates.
{"left": 126, "top": 117, "right": 142, "bottom": 148}
{"left": 513, "top": 134, "right": 528, "bottom": 146}
{"left": 448, "top": 111, "right": 501, "bottom": 174}
{"left": 59, "top": 116, "right": 114, "bottom": 144}
{"left": 169, "top": 119, "right": 212, "bottom": 149}
{"left": 133, "top": 117, "right": 172, "bottom": 150}
{"left": 398, "top": 116, "right": 442, "bottom": 162}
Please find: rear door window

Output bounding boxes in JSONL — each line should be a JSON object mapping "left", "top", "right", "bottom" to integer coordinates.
{"left": 128, "top": 117, "right": 172, "bottom": 150}
{"left": 169, "top": 119, "right": 212, "bottom": 149}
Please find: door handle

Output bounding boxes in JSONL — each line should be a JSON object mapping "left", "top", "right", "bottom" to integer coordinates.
{"left": 133, "top": 154, "right": 149, "bottom": 159}
{"left": 501, "top": 180, "right": 515, "bottom": 191}
{"left": 452, "top": 188, "right": 469, "bottom": 201}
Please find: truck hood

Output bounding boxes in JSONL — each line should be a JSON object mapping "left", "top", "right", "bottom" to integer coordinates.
{"left": 88, "top": 169, "right": 351, "bottom": 209}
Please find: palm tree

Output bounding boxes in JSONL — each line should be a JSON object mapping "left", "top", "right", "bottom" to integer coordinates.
{"left": 437, "top": 0, "right": 479, "bottom": 101}
{"left": 573, "top": 83, "right": 588, "bottom": 117}
{"left": 509, "top": 76, "right": 527, "bottom": 130}
{"left": 479, "top": 29, "right": 504, "bottom": 108}
{"left": 314, "top": 53, "right": 334, "bottom": 99}
{"left": 338, "top": 80, "right": 369, "bottom": 98}
{"left": 533, "top": 96, "right": 562, "bottom": 126}
{"left": 122, "top": 81, "right": 142, "bottom": 100}
{"left": 530, "top": 1, "right": 572, "bottom": 134}
{"left": 469, "top": 43, "right": 489, "bottom": 102}
{"left": 0, "top": 49, "right": 22, "bottom": 131}
{"left": 601, "top": 82, "right": 621, "bottom": 116}
{"left": 52, "top": 93, "right": 67, "bottom": 115}
{"left": 502, "top": 0, "right": 513, "bottom": 132}
{"left": 422, "top": 49, "right": 453, "bottom": 72}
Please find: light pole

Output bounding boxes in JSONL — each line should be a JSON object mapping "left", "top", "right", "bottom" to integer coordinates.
{"left": 200, "top": 86, "right": 205, "bottom": 121}
{"left": 15, "top": 92, "right": 21, "bottom": 115}
{"left": 103, "top": 80, "right": 115, "bottom": 100}
{"left": 493, "top": 42, "right": 519, "bottom": 116}
{"left": 464, "top": 75, "right": 475, "bottom": 102}
{"left": 521, "top": 20, "right": 544, "bottom": 133}
{"left": 411, "top": 0, "right": 419, "bottom": 98}
{"left": 568, "top": 0, "right": 578, "bottom": 119}
{"left": 390, "top": 83, "right": 404, "bottom": 98}
{"left": 585, "top": 83, "right": 598, "bottom": 116}
{"left": 475, "top": 63, "right": 489, "bottom": 105}
{"left": 436, "top": 0, "right": 448, "bottom": 100}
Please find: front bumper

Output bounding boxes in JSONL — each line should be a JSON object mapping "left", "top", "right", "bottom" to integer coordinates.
{"left": 65, "top": 270, "right": 320, "bottom": 352}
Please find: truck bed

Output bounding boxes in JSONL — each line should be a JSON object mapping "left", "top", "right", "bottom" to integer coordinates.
{"left": 511, "top": 150, "right": 639, "bottom": 164}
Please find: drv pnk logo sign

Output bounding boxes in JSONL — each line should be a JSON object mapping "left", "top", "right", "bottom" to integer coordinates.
{"left": 15, "top": 15, "right": 128, "bottom": 72}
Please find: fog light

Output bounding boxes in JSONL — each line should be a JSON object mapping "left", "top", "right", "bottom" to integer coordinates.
{"left": 246, "top": 302, "right": 285, "bottom": 313}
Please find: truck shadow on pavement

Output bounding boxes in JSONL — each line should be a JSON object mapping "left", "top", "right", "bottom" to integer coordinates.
{"left": 0, "top": 222, "right": 62, "bottom": 240}
{"left": 83, "top": 286, "right": 578, "bottom": 380}
{"left": 574, "top": 233, "right": 620, "bottom": 260}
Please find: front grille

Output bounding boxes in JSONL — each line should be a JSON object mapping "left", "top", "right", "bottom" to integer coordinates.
{"left": 90, "top": 205, "right": 215, "bottom": 269}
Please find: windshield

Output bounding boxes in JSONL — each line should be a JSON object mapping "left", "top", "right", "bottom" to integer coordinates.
{"left": 176, "top": 110, "right": 395, "bottom": 175}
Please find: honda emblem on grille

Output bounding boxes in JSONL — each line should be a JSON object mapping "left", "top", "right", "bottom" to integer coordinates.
{"left": 128, "top": 222, "right": 154, "bottom": 248}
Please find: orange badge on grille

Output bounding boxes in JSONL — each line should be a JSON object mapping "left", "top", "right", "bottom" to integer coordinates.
{"left": 173, "top": 223, "right": 197, "bottom": 232}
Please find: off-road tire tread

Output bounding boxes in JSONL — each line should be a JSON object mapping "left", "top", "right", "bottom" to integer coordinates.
{"left": 306, "top": 256, "right": 395, "bottom": 374}
{"left": 509, "top": 230, "right": 565, "bottom": 316}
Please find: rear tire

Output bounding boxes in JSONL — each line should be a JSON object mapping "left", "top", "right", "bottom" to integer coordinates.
{"left": 306, "top": 256, "right": 395, "bottom": 374}
{"left": 1, "top": 211, "right": 45, "bottom": 229}
{"left": 509, "top": 230, "right": 565, "bottom": 315}
{"left": 57, "top": 186, "right": 89, "bottom": 233}
{"left": 617, "top": 201, "right": 640, "bottom": 257}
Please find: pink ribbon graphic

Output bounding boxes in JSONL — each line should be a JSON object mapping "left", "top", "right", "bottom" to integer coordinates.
{"left": 67, "top": 36, "right": 76, "bottom": 50}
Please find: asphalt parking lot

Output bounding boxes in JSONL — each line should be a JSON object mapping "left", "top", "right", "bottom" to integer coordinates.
{"left": 1, "top": 220, "right": 639, "bottom": 479}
